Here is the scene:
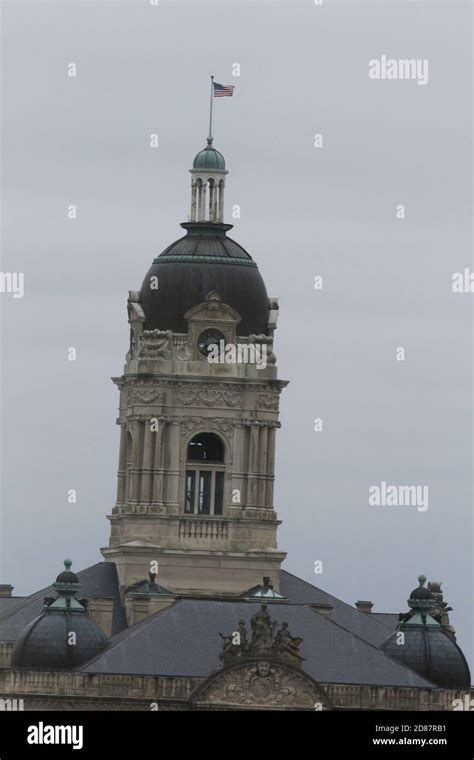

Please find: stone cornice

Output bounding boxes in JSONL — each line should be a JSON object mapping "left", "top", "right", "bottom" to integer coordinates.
{"left": 0, "top": 667, "right": 470, "bottom": 711}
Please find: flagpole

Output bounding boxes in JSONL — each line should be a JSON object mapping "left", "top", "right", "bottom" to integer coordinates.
{"left": 208, "top": 75, "right": 214, "bottom": 142}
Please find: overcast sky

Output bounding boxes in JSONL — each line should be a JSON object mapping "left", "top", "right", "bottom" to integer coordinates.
{"left": 1, "top": 0, "right": 472, "bottom": 668}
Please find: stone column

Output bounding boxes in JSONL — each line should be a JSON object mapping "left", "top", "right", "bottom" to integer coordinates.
{"left": 166, "top": 419, "right": 182, "bottom": 509}
{"left": 140, "top": 420, "right": 154, "bottom": 504}
{"left": 218, "top": 180, "right": 224, "bottom": 221}
{"left": 190, "top": 182, "right": 197, "bottom": 222}
{"left": 129, "top": 420, "right": 142, "bottom": 504}
{"left": 257, "top": 425, "right": 268, "bottom": 507}
{"left": 247, "top": 423, "right": 259, "bottom": 508}
{"left": 151, "top": 418, "right": 165, "bottom": 505}
{"left": 230, "top": 423, "right": 244, "bottom": 515}
{"left": 198, "top": 182, "right": 206, "bottom": 222}
{"left": 201, "top": 182, "right": 207, "bottom": 222}
{"left": 208, "top": 181, "right": 214, "bottom": 221}
{"left": 116, "top": 423, "right": 127, "bottom": 505}
{"left": 265, "top": 426, "right": 277, "bottom": 509}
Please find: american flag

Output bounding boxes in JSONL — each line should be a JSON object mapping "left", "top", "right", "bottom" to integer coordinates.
{"left": 213, "top": 81, "right": 235, "bottom": 97}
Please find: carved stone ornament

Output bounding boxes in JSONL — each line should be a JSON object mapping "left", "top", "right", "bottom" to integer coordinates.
{"left": 256, "top": 391, "right": 280, "bottom": 411}
{"left": 191, "top": 660, "right": 330, "bottom": 710}
{"left": 175, "top": 340, "right": 192, "bottom": 362}
{"left": 218, "top": 604, "right": 304, "bottom": 669}
{"left": 176, "top": 384, "right": 243, "bottom": 408}
{"left": 181, "top": 417, "right": 235, "bottom": 438}
{"left": 137, "top": 329, "right": 173, "bottom": 358}
{"left": 126, "top": 384, "right": 164, "bottom": 405}
{"left": 205, "top": 290, "right": 222, "bottom": 311}
{"left": 248, "top": 334, "right": 277, "bottom": 365}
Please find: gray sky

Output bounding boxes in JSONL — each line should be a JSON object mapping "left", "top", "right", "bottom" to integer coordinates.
{"left": 1, "top": 0, "right": 472, "bottom": 668}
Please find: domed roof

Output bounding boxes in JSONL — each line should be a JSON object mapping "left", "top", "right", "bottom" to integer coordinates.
{"left": 55, "top": 558, "right": 79, "bottom": 585}
{"left": 409, "top": 575, "right": 434, "bottom": 603}
{"left": 140, "top": 222, "right": 269, "bottom": 336}
{"left": 193, "top": 139, "right": 225, "bottom": 171}
{"left": 381, "top": 626, "right": 471, "bottom": 689}
{"left": 380, "top": 575, "right": 471, "bottom": 689}
{"left": 12, "top": 560, "right": 108, "bottom": 670}
{"left": 12, "top": 609, "right": 109, "bottom": 670}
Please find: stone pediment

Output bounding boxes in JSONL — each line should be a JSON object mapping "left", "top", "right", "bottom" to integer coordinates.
{"left": 190, "top": 659, "right": 332, "bottom": 710}
{"left": 120, "top": 539, "right": 159, "bottom": 548}
{"left": 184, "top": 290, "right": 241, "bottom": 326}
{"left": 188, "top": 603, "right": 332, "bottom": 710}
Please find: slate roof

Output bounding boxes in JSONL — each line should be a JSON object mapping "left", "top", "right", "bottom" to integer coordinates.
{"left": 0, "top": 563, "right": 442, "bottom": 688}
{"left": 279, "top": 571, "right": 395, "bottom": 648}
{"left": 80, "top": 598, "right": 435, "bottom": 688}
{"left": 0, "top": 598, "right": 25, "bottom": 615}
{"left": 0, "top": 563, "right": 127, "bottom": 642}
{"left": 371, "top": 612, "right": 400, "bottom": 630}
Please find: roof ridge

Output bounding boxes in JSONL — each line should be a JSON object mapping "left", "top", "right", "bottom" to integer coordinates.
{"left": 78, "top": 599, "right": 181, "bottom": 670}
{"left": 281, "top": 569, "right": 391, "bottom": 634}
{"left": 307, "top": 606, "right": 436, "bottom": 688}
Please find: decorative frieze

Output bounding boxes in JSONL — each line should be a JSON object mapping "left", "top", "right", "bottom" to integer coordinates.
{"left": 256, "top": 391, "right": 280, "bottom": 411}
{"left": 137, "top": 329, "right": 173, "bottom": 358}
{"left": 176, "top": 384, "right": 243, "bottom": 408}
{"left": 180, "top": 416, "right": 235, "bottom": 438}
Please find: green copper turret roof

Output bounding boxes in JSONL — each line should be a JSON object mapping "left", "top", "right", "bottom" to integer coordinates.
{"left": 193, "top": 138, "right": 225, "bottom": 171}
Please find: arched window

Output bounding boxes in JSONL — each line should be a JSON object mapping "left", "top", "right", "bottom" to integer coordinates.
{"left": 185, "top": 433, "right": 225, "bottom": 516}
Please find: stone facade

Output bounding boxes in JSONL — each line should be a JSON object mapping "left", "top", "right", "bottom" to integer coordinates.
{"left": 0, "top": 667, "right": 471, "bottom": 712}
{"left": 102, "top": 290, "right": 287, "bottom": 598}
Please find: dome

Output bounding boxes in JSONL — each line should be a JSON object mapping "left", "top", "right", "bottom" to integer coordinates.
{"left": 380, "top": 574, "right": 471, "bottom": 689}
{"left": 381, "top": 626, "right": 471, "bottom": 689}
{"left": 12, "top": 560, "right": 108, "bottom": 670}
{"left": 193, "top": 139, "right": 225, "bottom": 171}
{"left": 140, "top": 222, "right": 269, "bottom": 336}
{"left": 12, "top": 609, "right": 109, "bottom": 670}
{"left": 409, "top": 574, "right": 432, "bottom": 602}
{"left": 55, "top": 558, "right": 79, "bottom": 585}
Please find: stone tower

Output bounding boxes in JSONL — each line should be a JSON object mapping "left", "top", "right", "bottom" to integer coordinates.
{"left": 101, "top": 137, "right": 287, "bottom": 596}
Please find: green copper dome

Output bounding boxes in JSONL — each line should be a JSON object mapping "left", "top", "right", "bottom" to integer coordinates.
{"left": 193, "top": 138, "right": 225, "bottom": 171}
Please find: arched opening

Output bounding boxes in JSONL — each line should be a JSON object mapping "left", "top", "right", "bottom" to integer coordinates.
{"left": 187, "top": 433, "right": 224, "bottom": 462}
{"left": 185, "top": 433, "right": 225, "bottom": 516}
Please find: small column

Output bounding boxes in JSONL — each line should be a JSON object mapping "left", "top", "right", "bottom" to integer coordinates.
{"left": 257, "top": 425, "right": 268, "bottom": 507}
{"left": 208, "top": 181, "right": 214, "bottom": 221}
{"left": 151, "top": 419, "right": 165, "bottom": 505}
{"left": 190, "top": 182, "right": 197, "bottom": 222}
{"left": 265, "top": 426, "right": 277, "bottom": 509}
{"left": 218, "top": 180, "right": 224, "bottom": 222}
{"left": 116, "top": 423, "right": 127, "bottom": 505}
{"left": 129, "top": 420, "right": 142, "bottom": 503}
{"left": 199, "top": 183, "right": 207, "bottom": 222}
{"left": 140, "top": 420, "right": 154, "bottom": 504}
